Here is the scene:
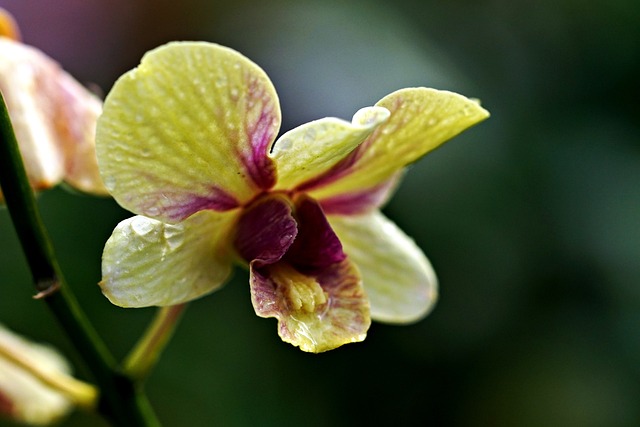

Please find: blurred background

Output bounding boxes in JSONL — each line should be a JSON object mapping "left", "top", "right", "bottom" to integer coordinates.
{"left": 1, "top": 0, "right": 639, "bottom": 425}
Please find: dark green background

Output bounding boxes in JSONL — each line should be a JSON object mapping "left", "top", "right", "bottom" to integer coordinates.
{"left": 1, "top": 0, "right": 639, "bottom": 425}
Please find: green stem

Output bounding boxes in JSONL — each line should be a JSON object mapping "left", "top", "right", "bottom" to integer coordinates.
{"left": 0, "top": 91, "right": 160, "bottom": 427}
{"left": 125, "top": 304, "right": 187, "bottom": 380}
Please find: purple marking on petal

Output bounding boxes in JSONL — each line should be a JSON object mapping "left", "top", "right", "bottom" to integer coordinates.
{"left": 237, "top": 77, "right": 279, "bottom": 190}
{"left": 319, "top": 174, "right": 400, "bottom": 215}
{"left": 285, "top": 196, "right": 345, "bottom": 271}
{"left": 141, "top": 186, "right": 240, "bottom": 221}
{"left": 294, "top": 147, "right": 363, "bottom": 193}
{"left": 249, "top": 266, "right": 279, "bottom": 317}
{"left": 234, "top": 194, "right": 298, "bottom": 266}
{"left": 315, "top": 259, "right": 369, "bottom": 322}
{"left": 246, "top": 109, "right": 278, "bottom": 189}
{"left": 295, "top": 100, "right": 404, "bottom": 193}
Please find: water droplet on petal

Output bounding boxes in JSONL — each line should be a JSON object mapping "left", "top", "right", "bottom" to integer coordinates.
{"left": 428, "top": 117, "right": 438, "bottom": 126}
{"left": 104, "top": 176, "right": 116, "bottom": 191}
{"left": 382, "top": 123, "right": 398, "bottom": 135}
{"left": 163, "top": 225, "right": 184, "bottom": 250}
{"left": 131, "top": 217, "right": 155, "bottom": 237}
{"left": 274, "top": 137, "right": 292, "bottom": 153}
{"left": 230, "top": 87, "right": 239, "bottom": 101}
{"left": 304, "top": 128, "right": 317, "bottom": 143}
{"left": 280, "top": 234, "right": 293, "bottom": 247}
{"left": 146, "top": 206, "right": 160, "bottom": 217}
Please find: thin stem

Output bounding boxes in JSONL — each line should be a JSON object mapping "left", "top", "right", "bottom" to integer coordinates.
{"left": 125, "top": 304, "right": 187, "bottom": 380}
{"left": 0, "top": 91, "right": 160, "bottom": 427}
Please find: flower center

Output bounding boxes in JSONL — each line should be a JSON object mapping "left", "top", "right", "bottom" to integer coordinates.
{"left": 270, "top": 263, "right": 328, "bottom": 313}
{"left": 233, "top": 193, "right": 297, "bottom": 266}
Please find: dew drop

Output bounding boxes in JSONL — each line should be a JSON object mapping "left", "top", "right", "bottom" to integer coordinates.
{"left": 304, "top": 128, "right": 317, "bottom": 143}
{"left": 163, "top": 225, "right": 185, "bottom": 250}
{"left": 427, "top": 117, "right": 438, "bottom": 126}
{"left": 280, "top": 234, "right": 294, "bottom": 247}
{"left": 146, "top": 206, "right": 160, "bottom": 217}
{"left": 382, "top": 123, "right": 398, "bottom": 135}
{"left": 104, "top": 176, "right": 116, "bottom": 191}
{"left": 276, "top": 138, "right": 292, "bottom": 152}
{"left": 131, "top": 217, "right": 155, "bottom": 236}
{"left": 230, "top": 87, "right": 239, "bottom": 101}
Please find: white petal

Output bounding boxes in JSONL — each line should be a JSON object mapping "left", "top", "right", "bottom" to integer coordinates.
{"left": 328, "top": 210, "right": 438, "bottom": 323}
{"left": 101, "top": 210, "right": 236, "bottom": 307}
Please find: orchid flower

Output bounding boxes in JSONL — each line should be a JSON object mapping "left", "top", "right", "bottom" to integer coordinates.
{"left": 96, "top": 42, "right": 489, "bottom": 352}
{"left": 0, "top": 8, "right": 107, "bottom": 200}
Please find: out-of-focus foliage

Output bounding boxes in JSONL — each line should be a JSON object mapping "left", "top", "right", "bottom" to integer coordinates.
{"left": 0, "top": 0, "right": 638, "bottom": 425}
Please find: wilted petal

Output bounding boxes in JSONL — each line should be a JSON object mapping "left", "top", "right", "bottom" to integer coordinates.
{"left": 328, "top": 210, "right": 438, "bottom": 323}
{"left": 0, "top": 324, "right": 73, "bottom": 425}
{"left": 250, "top": 259, "right": 370, "bottom": 353}
{"left": 307, "top": 88, "right": 489, "bottom": 201}
{"left": 101, "top": 210, "right": 236, "bottom": 307}
{"left": 270, "top": 106, "right": 389, "bottom": 191}
{"left": 96, "top": 42, "right": 281, "bottom": 222}
{"left": 0, "top": 37, "right": 107, "bottom": 199}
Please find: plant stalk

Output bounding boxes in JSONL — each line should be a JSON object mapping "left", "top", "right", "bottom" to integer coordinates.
{"left": 0, "top": 91, "right": 160, "bottom": 426}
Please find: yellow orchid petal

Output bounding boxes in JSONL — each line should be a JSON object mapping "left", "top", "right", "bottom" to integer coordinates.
{"left": 328, "top": 210, "right": 438, "bottom": 323}
{"left": 270, "top": 106, "right": 389, "bottom": 190}
{"left": 0, "top": 37, "right": 107, "bottom": 199}
{"left": 96, "top": 42, "right": 281, "bottom": 222}
{"left": 101, "top": 210, "right": 236, "bottom": 307}
{"left": 308, "top": 88, "right": 489, "bottom": 201}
